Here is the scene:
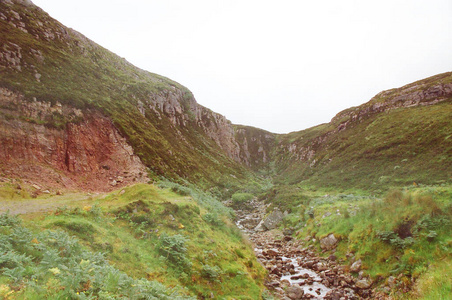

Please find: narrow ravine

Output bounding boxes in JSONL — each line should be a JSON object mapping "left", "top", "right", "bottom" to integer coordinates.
{"left": 235, "top": 199, "right": 374, "bottom": 300}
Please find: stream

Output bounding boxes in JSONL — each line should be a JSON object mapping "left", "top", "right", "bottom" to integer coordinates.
{"left": 234, "top": 199, "right": 371, "bottom": 300}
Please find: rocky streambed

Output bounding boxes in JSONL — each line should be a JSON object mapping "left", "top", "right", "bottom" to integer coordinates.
{"left": 235, "top": 199, "right": 375, "bottom": 300}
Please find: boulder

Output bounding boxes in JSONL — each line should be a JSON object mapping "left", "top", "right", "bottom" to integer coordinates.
{"left": 286, "top": 285, "right": 304, "bottom": 300}
{"left": 387, "top": 276, "right": 396, "bottom": 288}
{"left": 262, "top": 208, "right": 285, "bottom": 230}
{"left": 320, "top": 234, "right": 337, "bottom": 250}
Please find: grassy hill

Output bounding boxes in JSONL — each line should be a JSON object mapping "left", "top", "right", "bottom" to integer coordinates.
{"left": 273, "top": 72, "right": 452, "bottom": 191}
{"left": 0, "top": 183, "right": 266, "bottom": 299}
{"left": 0, "top": 0, "right": 253, "bottom": 192}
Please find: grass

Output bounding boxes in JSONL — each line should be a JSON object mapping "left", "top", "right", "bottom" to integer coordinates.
{"left": 277, "top": 185, "right": 452, "bottom": 297}
{"left": 0, "top": 183, "right": 267, "bottom": 299}
{"left": 409, "top": 259, "right": 452, "bottom": 299}
{"left": 272, "top": 71, "right": 452, "bottom": 191}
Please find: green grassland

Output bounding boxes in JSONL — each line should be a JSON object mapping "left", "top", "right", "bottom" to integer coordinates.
{"left": 262, "top": 183, "right": 452, "bottom": 299}
{"left": 0, "top": 184, "right": 267, "bottom": 299}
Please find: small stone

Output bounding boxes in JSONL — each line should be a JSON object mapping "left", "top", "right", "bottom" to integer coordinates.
{"left": 355, "top": 278, "right": 372, "bottom": 289}
{"left": 387, "top": 276, "right": 396, "bottom": 288}
{"left": 350, "top": 259, "right": 362, "bottom": 273}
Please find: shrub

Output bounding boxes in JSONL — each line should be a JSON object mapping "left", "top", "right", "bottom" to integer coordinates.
{"left": 376, "top": 231, "right": 415, "bottom": 249}
{"left": 158, "top": 233, "right": 192, "bottom": 271}
{"left": 231, "top": 193, "right": 253, "bottom": 205}
{"left": 202, "top": 213, "right": 223, "bottom": 227}
{"left": 200, "top": 264, "right": 222, "bottom": 281}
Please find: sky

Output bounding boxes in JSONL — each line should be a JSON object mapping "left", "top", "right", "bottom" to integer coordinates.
{"left": 32, "top": 0, "right": 452, "bottom": 134}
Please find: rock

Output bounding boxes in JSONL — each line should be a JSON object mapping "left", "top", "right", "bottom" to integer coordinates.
{"left": 254, "top": 219, "right": 266, "bottom": 232}
{"left": 316, "top": 262, "right": 327, "bottom": 271}
{"left": 241, "top": 217, "right": 261, "bottom": 229}
{"left": 350, "top": 259, "right": 362, "bottom": 272}
{"left": 262, "top": 208, "right": 285, "bottom": 230}
{"left": 320, "top": 234, "right": 338, "bottom": 250}
{"left": 286, "top": 285, "right": 304, "bottom": 300}
{"left": 387, "top": 276, "right": 396, "bottom": 288}
{"left": 323, "top": 212, "right": 332, "bottom": 218}
{"left": 263, "top": 248, "right": 279, "bottom": 257}
{"left": 283, "top": 228, "right": 294, "bottom": 236}
{"left": 328, "top": 254, "right": 337, "bottom": 261}
{"left": 355, "top": 278, "right": 372, "bottom": 289}
{"left": 31, "top": 184, "right": 41, "bottom": 190}
{"left": 267, "top": 281, "right": 280, "bottom": 288}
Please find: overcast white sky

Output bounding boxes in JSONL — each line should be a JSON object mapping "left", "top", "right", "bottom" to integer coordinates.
{"left": 32, "top": 0, "right": 452, "bottom": 133}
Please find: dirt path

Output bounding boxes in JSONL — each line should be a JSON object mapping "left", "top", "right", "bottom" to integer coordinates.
{"left": 0, "top": 193, "right": 98, "bottom": 215}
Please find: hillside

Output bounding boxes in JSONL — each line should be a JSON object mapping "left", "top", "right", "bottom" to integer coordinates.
{"left": 0, "top": 183, "right": 266, "bottom": 299}
{"left": 273, "top": 72, "right": 452, "bottom": 190}
{"left": 1, "top": 1, "right": 452, "bottom": 299}
{"left": 0, "top": 0, "right": 271, "bottom": 193}
{"left": 1, "top": 0, "right": 451, "bottom": 194}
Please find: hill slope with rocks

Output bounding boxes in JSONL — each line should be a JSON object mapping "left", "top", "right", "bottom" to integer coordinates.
{"left": 1, "top": 0, "right": 451, "bottom": 193}
{"left": 0, "top": 0, "right": 272, "bottom": 192}
{"left": 273, "top": 72, "right": 452, "bottom": 190}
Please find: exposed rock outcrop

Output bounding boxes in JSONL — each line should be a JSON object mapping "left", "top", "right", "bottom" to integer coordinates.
{"left": 0, "top": 88, "right": 147, "bottom": 191}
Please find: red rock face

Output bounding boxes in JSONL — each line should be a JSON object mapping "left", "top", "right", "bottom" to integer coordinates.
{"left": 0, "top": 88, "right": 147, "bottom": 192}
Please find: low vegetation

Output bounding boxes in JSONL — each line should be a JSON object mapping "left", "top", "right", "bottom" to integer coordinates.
{"left": 0, "top": 2, "right": 451, "bottom": 299}
{"left": 272, "top": 184, "right": 452, "bottom": 299}
{"left": 0, "top": 184, "right": 267, "bottom": 299}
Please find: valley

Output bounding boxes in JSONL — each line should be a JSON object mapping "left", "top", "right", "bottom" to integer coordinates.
{"left": 0, "top": 0, "right": 451, "bottom": 299}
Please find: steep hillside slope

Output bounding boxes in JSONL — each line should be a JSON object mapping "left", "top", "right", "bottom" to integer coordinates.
{"left": 274, "top": 72, "right": 452, "bottom": 189}
{"left": 0, "top": 0, "right": 270, "bottom": 191}
{"left": 1, "top": 0, "right": 450, "bottom": 195}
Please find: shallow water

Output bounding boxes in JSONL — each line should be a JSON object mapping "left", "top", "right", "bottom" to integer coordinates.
{"left": 280, "top": 257, "right": 331, "bottom": 299}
